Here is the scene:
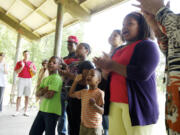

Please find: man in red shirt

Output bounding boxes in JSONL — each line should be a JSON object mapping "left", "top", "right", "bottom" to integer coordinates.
{"left": 63, "top": 35, "right": 79, "bottom": 64}
{"left": 13, "top": 50, "right": 36, "bottom": 116}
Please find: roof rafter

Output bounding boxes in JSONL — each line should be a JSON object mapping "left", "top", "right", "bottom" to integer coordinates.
{"left": 20, "top": 0, "right": 51, "bottom": 22}
{"left": 40, "top": 19, "right": 78, "bottom": 37}
{"left": 33, "top": 18, "right": 56, "bottom": 33}
{"left": 6, "top": 0, "right": 16, "bottom": 15}
{"left": 0, "top": 7, "right": 40, "bottom": 40}
{"left": 1, "top": 7, "right": 33, "bottom": 32}
{"left": 78, "top": 0, "right": 87, "bottom": 4}
{"left": 20, "top": 0, "right": 48, "bottom": 24}
{"left": 91, "top": 0, "right": 126, "bottom": 14}
{"left": 59, "top": 0, "right": 90, "bottom": 21}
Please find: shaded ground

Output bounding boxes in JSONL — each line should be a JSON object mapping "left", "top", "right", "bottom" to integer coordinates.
{"left": 0, "top": 91, "right": 167, "bottom": 135}
{"left": 0, "top": 105, "right": 37, "bottom": 135}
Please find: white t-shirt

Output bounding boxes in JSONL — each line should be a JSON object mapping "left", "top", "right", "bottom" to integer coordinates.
{"left": 0, "top": 62, "right": 7, "bottom": 87}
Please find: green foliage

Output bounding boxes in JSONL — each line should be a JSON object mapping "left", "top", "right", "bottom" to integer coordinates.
{"left": 0, "top": 25, "right": 17, "bottom": 84}
{"left": 0, "top": 22, "right": 84, "bottom": 89}
{"left": 156, "top": 50, "right": 166, "bottom": 92}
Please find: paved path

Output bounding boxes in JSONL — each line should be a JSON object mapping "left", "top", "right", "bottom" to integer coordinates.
{"left": 0, "top": 105, "right": 37, "bottom": 135}
{"left": 0, "top": 91, "right": 167, "bottom": 135}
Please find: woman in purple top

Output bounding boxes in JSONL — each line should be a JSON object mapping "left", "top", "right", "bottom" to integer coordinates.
{"left": 94, "top": 12, "right": 160, "bottom": 135}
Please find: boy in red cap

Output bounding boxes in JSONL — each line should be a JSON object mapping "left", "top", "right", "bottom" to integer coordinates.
{"left": 57, "top": 35, "right": 79, "bottom": 135}
{"left": 63, "top": 36, "right": 79, "bottom": 65}
{"left": 67, "top": 36, "right": 78, "bottom": 44}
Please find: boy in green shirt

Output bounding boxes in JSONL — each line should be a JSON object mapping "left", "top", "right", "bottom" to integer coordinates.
{"left": 29, "top": 56, "right": 63, "bottom": 135}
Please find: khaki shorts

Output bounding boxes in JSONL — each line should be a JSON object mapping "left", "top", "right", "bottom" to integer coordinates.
{"left": 17, "top": 78, "right": 32, "bottom": 97}
{"left": 80, "top": 124, "right": 102, "bottom": 135}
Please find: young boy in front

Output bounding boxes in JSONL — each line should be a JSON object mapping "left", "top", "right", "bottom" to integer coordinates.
{"left": 29, "top": 56, "right": 63, "bottom": 135}
{"left": 69, "top": 69, "right": 104, "bottom": 135}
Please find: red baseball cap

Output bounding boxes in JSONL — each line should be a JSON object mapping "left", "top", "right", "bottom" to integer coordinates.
{"left": 67, "top": 36, "right": 78, "bottom": 44}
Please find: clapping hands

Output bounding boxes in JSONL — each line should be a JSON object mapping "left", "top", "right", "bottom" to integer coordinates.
{"left": 93, "top": 52, "right": 113, "bottom": 72}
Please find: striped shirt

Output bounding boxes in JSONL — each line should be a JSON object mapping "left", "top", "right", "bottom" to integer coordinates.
{"left": 75, "top": 88, "right": 104, "bottom": 128}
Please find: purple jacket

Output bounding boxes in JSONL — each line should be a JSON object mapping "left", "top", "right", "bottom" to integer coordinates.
{"left": 104, "top": 40, "right": 160, "bottom": 126}
{"left": 126, "top": 40, "right": 160, "bottom": 126}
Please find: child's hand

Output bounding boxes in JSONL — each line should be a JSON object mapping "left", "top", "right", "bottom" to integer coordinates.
{"left": 74, "top": 74, "right": 82, "bottom": 82}
{"left": 61, "top": 63, "right": 68, "bottom": 70}
{"left": 20, "top": 61, "right": 25, "bottom": 67}
{"left": 89, "top": 98, "right": 96, "bottom": 105}
{"left": 42, "top": 87, "right": 48, "bottom": 94}
{"left": 43, "top": 87, "right": 48, "bottom": 91}
{"left": 36, "top": 87, "right": 48, "bottom": 97}
{"left": 44, "top": 91, "right": 54, "bottom": 99}
{"left": 58, "top": 68, "right": 69, "bottom": 76}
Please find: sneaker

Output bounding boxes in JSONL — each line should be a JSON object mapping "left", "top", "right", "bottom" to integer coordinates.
{"left": 23, "top": 112, "right": 29, "bottom": 117}
{"left": 12, "top": 112, "right": 20, "bottom": 117}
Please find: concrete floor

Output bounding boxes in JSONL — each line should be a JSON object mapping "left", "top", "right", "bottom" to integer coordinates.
{"left": 0, "top": 105, "right": 37, "bottom": 135}
{"left": 0, "top": 91, "right": 167, "bottom": 135}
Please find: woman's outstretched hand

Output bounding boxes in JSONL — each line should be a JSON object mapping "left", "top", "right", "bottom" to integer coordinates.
{"left": 93, "top": 52, "right": 113, "bottom": 72}
{"left": 133, "top": 0, "right": 165, "bottom": 15}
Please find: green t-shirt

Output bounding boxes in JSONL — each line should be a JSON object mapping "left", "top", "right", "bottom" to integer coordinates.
{"left": 39, "top": 73, "right": 62, "bottom": 116}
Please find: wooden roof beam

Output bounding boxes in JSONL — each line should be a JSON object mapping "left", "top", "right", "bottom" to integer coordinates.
{"left": 79, "top": 0, "right": 87, "bottom": 4}
{"left": 20, "top": 0, "right": 51, "bottom": 22}
{"left": 1, "top": 7, "right": 33, "bottom": 32}
{"left": 91, "top": 0, "right": 127, "bottom": 14}
{"left": 33, "top": 18, "right": 56, "bottom": 33}
{"left": 6, "top": 0, "right": 16, "bottom": 15}
{"left": 56, "top": 0, "right": 90, "bottom": 21}
{"left": 0, "top": 10, "right": 40, "bottom": 40}
{"left": 40, "top": 19, "right": 78, "bottom": 37}
{"left": 20, "top": 0, "right": 48, "bottom": 24}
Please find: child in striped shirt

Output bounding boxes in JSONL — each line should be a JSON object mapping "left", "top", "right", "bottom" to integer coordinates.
{"left": 69, "top": 69, "right": 104, "bottom": 135}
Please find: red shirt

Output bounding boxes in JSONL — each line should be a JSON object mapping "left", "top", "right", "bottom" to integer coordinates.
{"left": 64, "top": 58, "right": 79, "bottom": 65}
{"left": 110, "top": 41, "right": 141, "bottom": 103}
{"left": 14, "top": 60, "right": 36, "bottom": 78}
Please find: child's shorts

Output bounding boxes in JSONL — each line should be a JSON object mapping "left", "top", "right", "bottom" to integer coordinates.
{"left": 80, "top": 124, "right": 102, "bottom": 135}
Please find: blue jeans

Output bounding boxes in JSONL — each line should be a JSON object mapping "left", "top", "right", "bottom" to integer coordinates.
{"left": 57, "top": 92, "right": 68, "bottom": 135}
{"left": 102, "top": 115, "right": 109, "bottom": 135}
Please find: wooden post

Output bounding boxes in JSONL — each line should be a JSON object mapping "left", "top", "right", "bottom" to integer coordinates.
{"left": 54, "top": 2, "right": 64, "bottom": 57}
{"left": 10, "top": 33, "right": 21, "bottom": 104}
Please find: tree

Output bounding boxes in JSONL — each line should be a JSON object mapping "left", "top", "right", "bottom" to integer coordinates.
{"left": 0, "top": 22, "right": 85, "bottom": 101}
